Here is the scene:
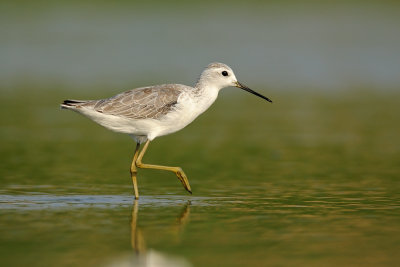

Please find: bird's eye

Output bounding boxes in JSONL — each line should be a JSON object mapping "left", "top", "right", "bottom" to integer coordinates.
{"left": 222, "top": 71, "right": 228, "bottom": 77}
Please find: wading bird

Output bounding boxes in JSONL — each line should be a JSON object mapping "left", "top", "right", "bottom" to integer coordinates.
{"left": 61, "top": 62, "right": 272, "bottom": 199}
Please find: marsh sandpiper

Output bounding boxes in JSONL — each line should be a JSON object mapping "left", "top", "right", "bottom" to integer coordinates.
{"left": 61, "top": 62, "right": 272, "bottom": 199}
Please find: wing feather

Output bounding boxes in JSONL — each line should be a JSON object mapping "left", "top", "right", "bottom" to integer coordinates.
{"left": 88, "top": 85, "right": 182, "bottom": 120}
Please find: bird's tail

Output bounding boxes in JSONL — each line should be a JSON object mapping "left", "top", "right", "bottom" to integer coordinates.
{"left": 60, "top": 99, "right": 88, "bottom": 110}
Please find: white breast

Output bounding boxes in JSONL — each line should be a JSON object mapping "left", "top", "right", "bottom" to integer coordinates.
{"left": 146, "top": 88, "right": 219, "bottom": 140}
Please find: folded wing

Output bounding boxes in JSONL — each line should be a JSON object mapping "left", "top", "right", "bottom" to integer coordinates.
{"left": 88, "top": 85, "right": 182, "bottom": 120}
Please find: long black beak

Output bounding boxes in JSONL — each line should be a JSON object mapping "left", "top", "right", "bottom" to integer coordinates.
{"left": 235, "top": 82, "right": 272, "bottom": 103}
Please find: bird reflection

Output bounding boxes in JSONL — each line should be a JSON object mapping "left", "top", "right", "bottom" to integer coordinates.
{"left": 131, "top": 200, "right": 146, "bottom": 254}
{"left": 173, "top": 201, "right": 191, "bottom": 237}
{"left": 130, "top": 200, "right": 192, "bottom": 265}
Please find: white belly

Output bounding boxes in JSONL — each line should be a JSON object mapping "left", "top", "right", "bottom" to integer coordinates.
{"left": 76, "top": 89, "right": 219, "bottom": 143}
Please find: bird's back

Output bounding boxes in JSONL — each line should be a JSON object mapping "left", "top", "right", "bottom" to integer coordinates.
{"left": 61, "top": 84, "right": 192, "bottom": 120}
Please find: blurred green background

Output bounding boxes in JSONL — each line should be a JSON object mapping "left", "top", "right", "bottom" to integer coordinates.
{"left": 1, "top": 1, "right": 399, "bottom": 266}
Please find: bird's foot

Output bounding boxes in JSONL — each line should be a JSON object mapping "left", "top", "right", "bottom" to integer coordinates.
{"left": 175, "top": 168, "right": 192, "bottom": 194}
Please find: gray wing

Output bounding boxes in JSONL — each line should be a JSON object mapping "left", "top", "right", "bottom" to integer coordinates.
{"left": 86, "top": 85, "right": 183, "bottom": 120}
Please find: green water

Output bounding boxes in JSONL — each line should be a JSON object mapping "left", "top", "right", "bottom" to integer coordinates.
{"left": 1, "top": 89, "right": 399, "bottom": 266}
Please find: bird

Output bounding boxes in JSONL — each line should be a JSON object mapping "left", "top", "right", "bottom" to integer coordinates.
{"left": 61, "top": 62, "right": 272, "bottom": 199}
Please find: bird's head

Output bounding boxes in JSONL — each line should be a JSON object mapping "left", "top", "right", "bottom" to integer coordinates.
{"left": 196, "top": 62, "right": 272, "bottom": 103}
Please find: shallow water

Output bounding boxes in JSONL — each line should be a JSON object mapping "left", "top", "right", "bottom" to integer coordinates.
{"left": 1, "top": 90, "right": 400, "bottom": 266}
{"left": 1, "top": 189, "right": 399, "bottom": 266}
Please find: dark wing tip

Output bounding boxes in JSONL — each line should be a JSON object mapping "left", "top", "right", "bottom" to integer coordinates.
{"left": 62, "top": 100, "right": 85, "bottom": 106}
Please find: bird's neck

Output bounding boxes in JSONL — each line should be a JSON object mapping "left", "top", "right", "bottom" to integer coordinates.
{"left": 194, "top": 81, "right": 219, "bottom": 99}
{"left": 190, "top": 82, "right": 220, "bottom": 117}
{"left": 194, "top": 78, "right": 222, "bottom": 95}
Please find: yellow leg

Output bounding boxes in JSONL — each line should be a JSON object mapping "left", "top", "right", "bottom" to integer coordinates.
{"left": 130, "top": 142, "right": 141, "bottom": 199}
{"left": 136, "top": 140, "right": 192, "bottom": 194}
